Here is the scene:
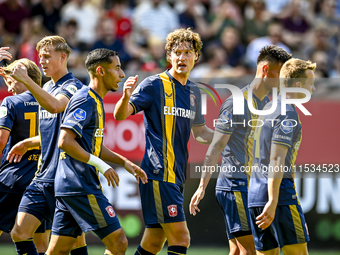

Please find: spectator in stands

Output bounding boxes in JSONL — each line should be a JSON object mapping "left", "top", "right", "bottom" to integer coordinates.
{"left": 311, "top": 50, "right": 330, "bottom": 77}
{"left": 131, "top": 0, "right": 179, "bottom": 47}
{"left": 92, "top": 19, "right": 130, "bottom": 68}
{"left": 245, "top": 21, "right": 290, "bottom": 70}
{"left": 220, "top": 26, "right": 246, "bottom": 67}
{"left": 242, "top": 0, "right": 272, "bottom": 44}
{"left": 30, "top": 0, "right": 62, "bottom": 34}
{"left": 0, "top": 0, "right": 30, "bottom": 37}
{"left": 60, "top": 0, "right": 100, "bottom": 51}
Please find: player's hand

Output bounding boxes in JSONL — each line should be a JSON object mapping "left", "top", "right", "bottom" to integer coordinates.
{"left": 123, "top": 75, "right": 138, "bottom": 98}
{"left": 0, "top": 47, "right": 12, "bottom": 62}
{"left": 256, "top": 201, "right": 277, "bottom": 230}
{"left": 10, "top": 63, "right": 30, "bottom": 85}
{"left": 189, "top": 186, "right": 205, "bottom": 216}
{"left": 123, "top": 160, "right": 148, "bottom": 184}
{"left": 104, "top": 168, "right": 120, "bottom": 188}
{"left": 7, "top": 141, "right": 28, "bottom": 163}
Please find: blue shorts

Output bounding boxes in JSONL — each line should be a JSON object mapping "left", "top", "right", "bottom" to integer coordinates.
{"left": 0, "top": 190, "right": 52, "bottom": 233}
{"left": 0, "top": 191, "right": 23, "bottom": 233}
{"left": 249, "top": 205, "right": 310, "bottom": 251}
{"left": 216, "top": 190, "right": 252, "bottom": 240}
{"left": 18, "top": 180, "right": 55, "bottom": 223}
{"left": 52, "top": 194, "right": 121, "bottom": 239}
{"left": 139, "top": 180, "right": 185, "bottom": 227}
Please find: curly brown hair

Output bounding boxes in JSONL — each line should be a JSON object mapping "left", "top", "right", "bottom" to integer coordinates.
{"left": 165, "top": 28, "right": 203, "bottom": 63}
{"left": 280, "top": 58, "right": 316, "bottom": 87}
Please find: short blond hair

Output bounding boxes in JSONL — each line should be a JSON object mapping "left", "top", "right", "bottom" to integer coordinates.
{"left": 280, "top": 58, "right": 316, "bottom": 87}
{"left": 36, "top": 36, "right": 72, "bottom": 58}
{"left": 165, "top": 28, "right": 203, "bottom": 63}
{"left": 2, "top": 59, "right": 42, "bottom": 86}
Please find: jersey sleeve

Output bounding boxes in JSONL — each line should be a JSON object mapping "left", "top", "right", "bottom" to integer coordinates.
{"left": 0, "top": 97, "right": 14, "bottom": 132}
{"left": 61, "top": 97, "right": 93, "bottom": 138}
{"left": 215, "top": 98, "right": 235, "bottom": 135}
{"left": 58, "top": 80, "right": 83, "bottom": 100}
{"left": 129, "top": 78, "right": 154, "bottom": 114}
{"left": 192, "top": 87, "right": 205, "bottom": 126}
{"left": 272, "top": 110, "right": 299, "bottom": 148}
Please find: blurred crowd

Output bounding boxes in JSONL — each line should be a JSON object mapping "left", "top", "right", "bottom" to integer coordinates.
{"left": 1, "top": 0, "right": 340, "bottom": 83}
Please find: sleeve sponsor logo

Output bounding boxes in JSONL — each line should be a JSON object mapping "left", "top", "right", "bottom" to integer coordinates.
{"left": 274, "top": 134, "right": 292, "bottom": 141}
{"left": 0, "top": 106, "right": 7, "bottom": 118}
{"left": 221, "top": 110, "right": 232, "bottom": 122}
{"left": 73, "top": 108, "right": 86, "bottom": 121}
{"left": 66, "top": 85, "right": 78, "bottom": 95}
{"left": 280, "top": 120, "right": 293, "bottom": 134}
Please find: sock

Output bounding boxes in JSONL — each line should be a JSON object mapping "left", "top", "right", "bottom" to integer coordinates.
{"left": 71, "top": 245, "right": 88, "bottom": 255}
{"left": 168, "top": 246, "right": 187, "bottom": 255}
{"left": 14, "top": 238, "right": 38, "bottom": 255}
{"left": 134, "top": 244, "right": 155, "bottom": 255}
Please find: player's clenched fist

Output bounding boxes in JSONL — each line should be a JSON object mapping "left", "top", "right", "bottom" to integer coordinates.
{"left": 123, "top": 75, "right": 138, "bottom": 98}
{"left": 10, "top": 63, "right": 30, "bottom": 85}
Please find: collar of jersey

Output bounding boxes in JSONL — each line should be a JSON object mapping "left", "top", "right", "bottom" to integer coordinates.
{"left": 165, "top": 69, "right": 191, "bottom": 89}
{"left": 53, "top": 72, "right": 73, "bottom": 86}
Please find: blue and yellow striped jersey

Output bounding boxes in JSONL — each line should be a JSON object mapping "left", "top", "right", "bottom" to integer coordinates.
{"left": 248, "top": 98, "right": 302, "bottom": 207}
{"left": 55, "top": 87, "right": 105, "bottom": 196}
{"left": 35, "top": 73, "right": 83, "bottom": 183}
{"left": 129, "top": 70, "right": 205, "bottom": 185}
{"left": 0, "top": 91, "right": 40, "bottom": 194}
{"left": 215, "top": 85, "right": 269, "bottom": 191}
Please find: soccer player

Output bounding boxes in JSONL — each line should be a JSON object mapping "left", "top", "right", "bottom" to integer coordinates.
{"left": 248, "top": 58, "right": 315, "bottom": 255}
{"left": 7, "top": 36, "right": 86, "bottom": 255}
{"left": 189, "top": 45, "right": 292, "bottom": 255}
{"left": 0, "top": 53, "right": 50, "bottom": 254}
{"left": 114, "top": 28, "right": 214, "bottom": 255}
{"left": 45, "top": 48, "right": 147, "bottom": 255}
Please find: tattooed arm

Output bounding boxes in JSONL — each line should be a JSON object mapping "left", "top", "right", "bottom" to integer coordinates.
{"left": 189, "top": 131, "right": 231, "bottom": 215}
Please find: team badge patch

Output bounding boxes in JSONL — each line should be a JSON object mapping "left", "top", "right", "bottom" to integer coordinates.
{"left": 280, "top": 120, "right": 293, "bottom": 134}
{"left": 190, "top": 94, "right": 195, "bottom": 106}
{"left": 66, "top": 85, "right": 78, "bottom": 95}
{"left": 105, "top": 206, "right": 116, "bottom": 217}
{"left": 0, "top": 106, "right": 7, "bottom": 118}
{"left": 73, "top": 108, "right": 86, "bottom": 121}
{"left": 221, "top": 110, "right": 232, "bottom": 122}
{"left": 168, "top": 205, "right": 177, "bottom": 217}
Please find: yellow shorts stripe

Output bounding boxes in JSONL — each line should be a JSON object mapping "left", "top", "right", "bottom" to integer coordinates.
{"left": 289, "top": 205, "right": 306, "bottom": 243}
{"left": 88, "top": 194, "right": 107, "bottom": 228}
{"left": 153, "top": 180, "right": 164, "bottom": 223}
{"left": 234, "top": 191, "right": 249, "bottom": 231}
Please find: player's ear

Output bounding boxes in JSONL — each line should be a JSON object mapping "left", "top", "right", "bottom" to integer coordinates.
{"left": 295, "top": 81, "right": 301, "bottom": 88}
{"left": 96, "top": 66, "right": 105, "bottom": 76}
{"left": 195, "top": 52, "right": 198, "bottom": 61}
{"left": 61, "top": 53, "right": 67, "bottom": 62}
{"left": 262, "top": 64, "right": 268, "bottom": 77}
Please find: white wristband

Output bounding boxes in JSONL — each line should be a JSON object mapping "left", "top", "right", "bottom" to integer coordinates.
{"left": 87, "top": 154, "right": 111, "bottom": 174}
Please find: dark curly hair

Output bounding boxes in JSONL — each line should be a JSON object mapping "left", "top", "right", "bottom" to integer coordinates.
{"left": 257, "top": 45, "right": 292, "bottom": 65}
{"left": 165, "top": 28, "right": 203, "bottom": 63}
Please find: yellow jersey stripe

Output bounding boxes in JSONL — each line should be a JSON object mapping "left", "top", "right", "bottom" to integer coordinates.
{"left": 159, "top": 72, "right": 176, "bottom": 183}
{"left": 153, "top": 180, "right": 164, "bottom": 223}
{"left": 234, "top": 191, "right": 249, "bottom": 231}
{"left": 289, "top": 205, "right": 306, "bottom": 243}
{"left": 88, "top": 194, "right": 107, "bottom": 228}
{"left": 89, "top": 90, "right": 104, "bottom": 157}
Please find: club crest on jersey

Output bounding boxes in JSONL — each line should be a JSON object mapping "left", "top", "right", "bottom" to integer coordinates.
{"left": 105, "top": 206, "right": 116, "bottom": 217}
{"left": 73, "top": 108, "right": 86, "bottom": 121}
{"left": 0, "top": 106, "right": 7, "bottom": 118}
{"left": 190, "top": 94, "right": 195, "bottom": 106}
{"left": 281, "top": 120, "right": 293, "bottom": 134}
{"left": 168, "top": 205, "right": 177, "bottom": 217}
{"left": 66, "top": 85, "right": 78, "bottom": 95}
{"left": 221, "top": 110, "right": 232, "bottom": 122}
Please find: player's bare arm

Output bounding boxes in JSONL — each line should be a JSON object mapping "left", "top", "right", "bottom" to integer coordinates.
{"left": 100, "top": 145, "right": 148, "bottom": 184}
{"left": 0, "top": 47, "right": 12, "bottom": 62}
{"left": 0, "top": 129, "right": 10, "bottom": 153}
{"left": 191, "top": 125, "right": 214, "bottom": 144}
{"left": 7, "top": 135, "right": 40, "bottom": 163}
{"left": 189, "top": 131, "right": 231, "bottom": 216}
{"left": 114, "top": 75, "right": 138, "bottom": 120}
{"left": 10, "top": 64, "right": 70, "bottom": 114}
{"left": 256, "top": 144, "right": 288, "bottom": 230}
{"left": 58, "top": 128, "right": 120, "bottom": 188}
